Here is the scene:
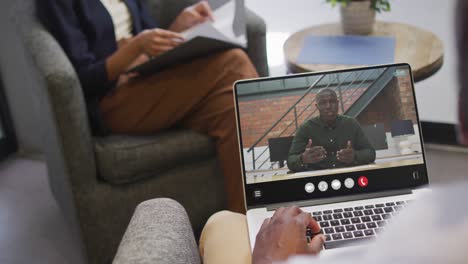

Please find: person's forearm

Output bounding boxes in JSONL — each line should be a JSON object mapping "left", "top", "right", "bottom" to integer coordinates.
{"left": 355, "top": 149, "right": 376, "bottom": 164}
{"left": 287, "top": 154, "right": 303, "bottom": 172}
{"left": 105, "top": 37, "right": 142, "bottom": 81}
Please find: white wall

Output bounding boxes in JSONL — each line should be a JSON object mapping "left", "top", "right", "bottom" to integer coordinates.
{"left": 245, "top": 0, "right": 458, "bottom": 124}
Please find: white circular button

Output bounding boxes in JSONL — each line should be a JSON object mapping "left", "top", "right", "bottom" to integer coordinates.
{"left": 331, "top": 179, "right": 341, "bottom": 190}
{"left": 305, "top": 183, "right": 315, "bottom": 193}
{"left": 318, "top": 181, "right": 328, "bottom": 192}
{"left": 344, "top": 178, "right": 355, "bottom": 189}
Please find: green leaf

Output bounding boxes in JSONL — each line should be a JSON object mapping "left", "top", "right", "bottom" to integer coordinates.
{"left": 369, "top": 0, "right": 392, "bottom": 12}
{"left": 383, "top": 2, "right": 391, "bottom": 11}
{"left": 325, "top": 0, "right": 351, "bottom": 8}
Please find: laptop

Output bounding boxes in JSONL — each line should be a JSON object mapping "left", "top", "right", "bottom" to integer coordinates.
{"left": 233, "top": 63, "right": 430, "bottom": 255}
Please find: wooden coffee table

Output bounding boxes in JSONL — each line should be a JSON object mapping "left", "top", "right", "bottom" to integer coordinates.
{"left": 283, "top": 21, "right": 444, "bottom": 82}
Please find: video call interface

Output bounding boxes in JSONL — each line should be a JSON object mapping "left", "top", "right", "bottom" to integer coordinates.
{"left": 236, "top": 65, "right": 425, "bottom": 185}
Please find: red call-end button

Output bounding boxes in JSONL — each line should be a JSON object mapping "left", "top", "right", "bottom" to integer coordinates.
{"left": 358, "top": 176, "right": 368, "bottom": 187}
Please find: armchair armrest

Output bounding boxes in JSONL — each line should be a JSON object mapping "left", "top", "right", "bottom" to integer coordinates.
{"left": 113, "top": 198, "right": 201, "bottom": 264}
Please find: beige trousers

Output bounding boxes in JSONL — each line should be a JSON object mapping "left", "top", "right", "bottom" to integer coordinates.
{"left": 199, "top": 211, "right": 251, "bottom": 264}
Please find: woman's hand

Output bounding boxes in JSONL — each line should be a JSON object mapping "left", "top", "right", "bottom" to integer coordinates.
{"left": 106, "top": 33, "right": 173, "bottom": 84}
{"left": 135, "top": 28, "right": 185, "bottom": 56}
{"left": 169, "top": 1, "right": 214, "bottom": 32}
{"left": 252, "top": 206, "right": 325, "bottom": 264}
{"left": 105, "top": 29, "right": 183, "bottom": 82}
{"left": 115, "top": 53, "right": 150, "bottom": 87}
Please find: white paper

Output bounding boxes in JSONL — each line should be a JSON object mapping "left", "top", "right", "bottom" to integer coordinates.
{"left": 180, "top": 0, "right": 246, "bottom": 46}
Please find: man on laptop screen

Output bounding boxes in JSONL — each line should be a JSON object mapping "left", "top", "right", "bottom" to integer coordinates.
{"left": 287, "top": 88, "right": 376, "bottom": 172}
{"left": 239, "top": 65, "right": 424, "bottom": 185}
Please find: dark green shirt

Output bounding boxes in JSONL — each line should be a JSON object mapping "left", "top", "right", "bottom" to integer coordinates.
{"left": 287, "top": 115, "right": 376, "bottom": 172}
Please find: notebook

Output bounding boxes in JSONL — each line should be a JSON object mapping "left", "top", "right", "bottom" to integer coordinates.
{"left": 297, "top": 35, "right": 395, "bottom": 65}
{"left": 127, "top": 0, "right": 246, "bottom": 75}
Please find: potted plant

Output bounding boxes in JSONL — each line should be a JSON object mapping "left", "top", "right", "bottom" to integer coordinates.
{"left": 326, "top": 0, "right": 391, "bottom": 35}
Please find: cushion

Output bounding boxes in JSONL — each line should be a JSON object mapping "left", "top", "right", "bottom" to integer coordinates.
{"left": 95, "top": 129, "right": 216, "bottom": 184}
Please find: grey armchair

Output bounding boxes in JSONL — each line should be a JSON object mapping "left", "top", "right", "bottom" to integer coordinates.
{"left": 12, "top": 0, "right": 268, "bottom": 263}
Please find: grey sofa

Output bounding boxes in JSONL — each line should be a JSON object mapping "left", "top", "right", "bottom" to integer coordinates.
{"left": 12, "top": 0, "right": 268, "bottom": 263}
{"left": 113, "top": 198, "right": 203, "bottom": 264}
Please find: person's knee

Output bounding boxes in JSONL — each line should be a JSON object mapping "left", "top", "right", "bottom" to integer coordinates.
{"left": 206, "top": 210, "right": 242, "bottom": 225}
{"left": 224, "top": 48, "right": 250, "bottom": 62}
{"left": 213, "top": 48, "right": 250, "bottom": 68}
{"left": 224, "top": 48, "right": 258, "bottom": 78}
{"left": 207, "top": 48, "right": 257, "bottom": 81}
{"left": 200, "top": 211, "right": 247, "bottom": 250}
{"left": 200, "top": 210, "right": 251, "bottom": 264}
{"left": 202, "top": 211, "right": 247, "bottom": 236}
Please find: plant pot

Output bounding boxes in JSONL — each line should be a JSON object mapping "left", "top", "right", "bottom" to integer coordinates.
{"left": 340, "top": 0, "right": 376, "bottom": 35}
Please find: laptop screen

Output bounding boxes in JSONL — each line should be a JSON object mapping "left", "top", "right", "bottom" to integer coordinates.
{"left": 234, "top": 64, "right": 429, "bottom": 207}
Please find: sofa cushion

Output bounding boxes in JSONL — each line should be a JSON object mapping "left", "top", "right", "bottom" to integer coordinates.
{"left": 95, "top": 130, "right": 216, "bottom": 184}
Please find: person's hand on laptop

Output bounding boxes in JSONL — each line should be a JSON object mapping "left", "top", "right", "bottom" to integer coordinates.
{"left": 337, "top": 141, "right": 355, "bottom": 164}
{"left": 252, "top": 206, "right": 325, "bottom": 264}
{"left": 169, "top": 1, "right": 215, "bottom": 33}
{"left": 301, "top": 139, "right": 327, "bottom": 164}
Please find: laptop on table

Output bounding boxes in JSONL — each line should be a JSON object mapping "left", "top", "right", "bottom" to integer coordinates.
{"left": 233, "top": 63, "right": 430, "bottom": 255}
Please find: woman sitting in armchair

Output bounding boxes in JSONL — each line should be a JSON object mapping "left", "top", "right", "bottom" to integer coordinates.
{"left": 37, "top": 0, "right": 258, "bottom": 213}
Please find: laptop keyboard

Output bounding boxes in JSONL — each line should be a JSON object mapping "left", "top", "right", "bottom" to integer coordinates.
{"left": 306, "top": 200, "right": 410, "bottom": 249}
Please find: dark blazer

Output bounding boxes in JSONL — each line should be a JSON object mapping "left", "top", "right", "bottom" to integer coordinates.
{"left": 37, "top": 0, "right": 158, "bottom": 134}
